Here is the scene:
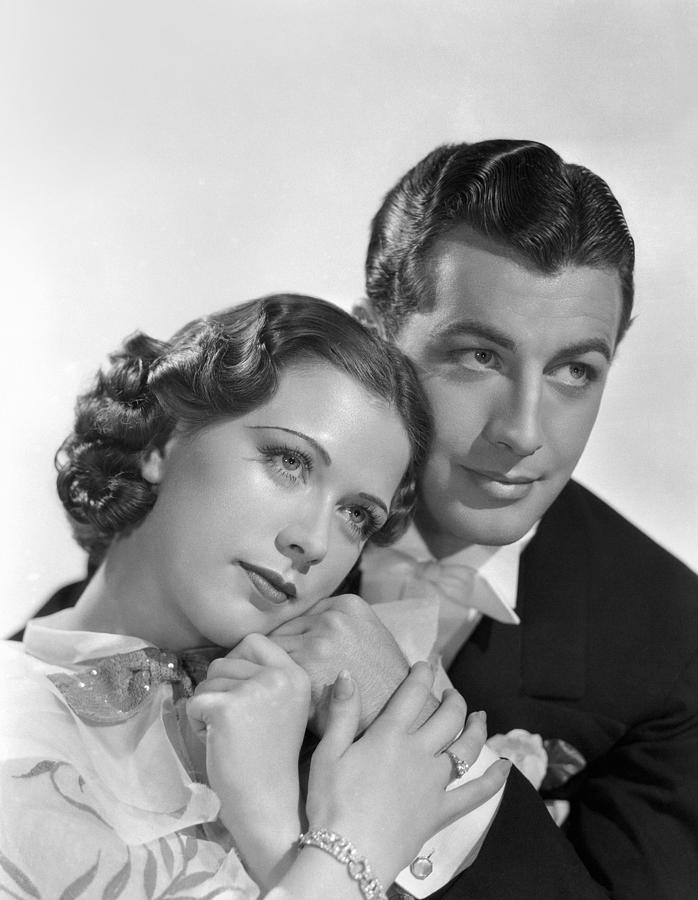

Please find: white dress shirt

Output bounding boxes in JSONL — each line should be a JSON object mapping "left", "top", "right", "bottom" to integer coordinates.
{"left": 360, "top": 525, "right": 536, "bottom": 898}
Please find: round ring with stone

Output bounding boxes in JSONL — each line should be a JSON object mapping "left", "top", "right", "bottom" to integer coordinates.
{"left": 444, "top": 749, "right": 470, "bottom": 780}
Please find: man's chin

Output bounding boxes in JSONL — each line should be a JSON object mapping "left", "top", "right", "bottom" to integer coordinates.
{"left": 445, "top": 483, "right": 568, "bottom": 548}
{"left": 418, "top": 502, "right": 544, "bottom": 554}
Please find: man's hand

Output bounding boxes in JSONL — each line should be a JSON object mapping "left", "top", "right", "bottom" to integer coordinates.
{"left": 269, "top": 593, "right": 410, "bottom": 734}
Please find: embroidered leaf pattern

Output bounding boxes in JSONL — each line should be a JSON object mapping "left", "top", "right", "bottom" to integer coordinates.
{"left": 144, "top": 847, "right": 158, "bottom": 899}
{"left": 14, "top": 759, "right": 58, "bottom": 780}
{"left": 0, "top": 850, "right": 40, "bottom": 897}
{"left": 182, "top": 837, "right": 198, "bottom": 862}
{"left": 172, "top": 893, "right": 230, "bottom": 900}
{"left": 58, "top": 852, "right": 101, "bottom": 900}
{"left": 170, "top": 871, "right": 216, "bottom": 892}
{"left": 103, "top": 850, "right": 131, "bottom": 900}
{"left": 49, "top": 764, "right": 110, "bottom": 826}
{"left": 159, "top": 838, "right": 174, "bottom": 877}
{"left": 0, "top": 881, "right": 28, "bottom": 900}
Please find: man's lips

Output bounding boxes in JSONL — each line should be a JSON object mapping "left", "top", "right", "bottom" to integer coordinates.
{"left": 461, "top": 466, "right": 539, "bottom": 500}
{"left": 465, "top": 466, "right": 538, "bottom": 485}
{"left": 239, "top": 562, "right": 297, "bottom": 606}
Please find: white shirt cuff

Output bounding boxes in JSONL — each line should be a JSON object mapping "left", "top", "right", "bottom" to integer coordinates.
{"left": 393, "top": 742, "right": 504, "bottom": 898}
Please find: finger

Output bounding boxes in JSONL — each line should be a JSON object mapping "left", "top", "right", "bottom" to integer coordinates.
{"left": 269, "top": 616, "right": 314, "bottom": 638}
{"left": 442, "top": 758, "right": 511, "bottom": 823}
{"left": 267, "top": 632, "right": 304, "bottom": 654}
{"left": 418, "top": 688, "right": 467, "bottom": 754}
{"left": 186, "top": 691, "right": 229, "bottom": 738}
{"left": 194, "top": 674, "right": 254, "bottom": 696}
{"left": 375, "top": 661, "right": 434, "bottom": 731}
{"left": 226, "top": 632, "right": 296, "bottom": 666}
{"left": 313, "top": 670, "right": 362, "bottom": 761}
{"left": 204, "top": 657, "right": 260, "bottom": 682}
{"left": 445, "top": 710, "right": 488, "bottom": 770}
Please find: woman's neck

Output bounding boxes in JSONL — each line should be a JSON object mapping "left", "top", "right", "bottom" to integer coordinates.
{"left": 64, "top": 539, "right": 194, "bottom": 650}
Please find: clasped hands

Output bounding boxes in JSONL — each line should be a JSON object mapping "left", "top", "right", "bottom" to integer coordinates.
{"left": 186, "top": 594, "right": 509, "bottom": 890}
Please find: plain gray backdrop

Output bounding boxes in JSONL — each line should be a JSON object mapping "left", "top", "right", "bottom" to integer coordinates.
{"left": 1, "top": 0, "right": 696, "bottom": 636}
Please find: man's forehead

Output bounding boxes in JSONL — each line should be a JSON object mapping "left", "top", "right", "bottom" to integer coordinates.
{"left": 423, "top": 233, "right": 623, "bottom": 338}
{"left": 397, "top": 234, "right": 623, "bottom": 357}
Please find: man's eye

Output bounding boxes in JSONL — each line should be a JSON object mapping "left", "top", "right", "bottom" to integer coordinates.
{"left": 550, "top": 363, "right": 597, "bottom": 388}
{"left": 451, "top": 348, "right": 498, "bottom": 369}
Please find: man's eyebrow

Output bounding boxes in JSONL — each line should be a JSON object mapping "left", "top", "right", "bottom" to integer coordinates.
{"left": 437, "top": 320, "right": 516, "bottom": 351}
{"left": 437, "top": 321, "right": 613, "bottom": 362}
{"left": 551, "top": 339, "right": 614, "bottom": 363}
{"left": 247, "top": 426, "right": 331, "bottom": 465}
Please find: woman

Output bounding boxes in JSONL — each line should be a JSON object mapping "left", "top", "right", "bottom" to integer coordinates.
{"left": 0, "top": 294, "right": 509, "bottom": 899}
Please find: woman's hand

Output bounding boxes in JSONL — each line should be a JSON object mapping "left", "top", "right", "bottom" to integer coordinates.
{"left": 305, "top": 662, "right": 510, "bottom": 890}
{"left": 186, "top": 634, "right": 311, "bottom": 888}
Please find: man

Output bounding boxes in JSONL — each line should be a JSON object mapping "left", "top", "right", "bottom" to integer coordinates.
{"left": 272, "top": 140, "right": 698, "bottom": 899}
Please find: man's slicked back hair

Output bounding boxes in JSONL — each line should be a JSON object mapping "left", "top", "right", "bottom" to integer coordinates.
{"left": 365, "top": 140, "right": 635, "bottom": 341}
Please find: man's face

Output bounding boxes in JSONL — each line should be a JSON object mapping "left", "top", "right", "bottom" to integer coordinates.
{"left": 396, "top": 228, "right": 623, "bottom": 556}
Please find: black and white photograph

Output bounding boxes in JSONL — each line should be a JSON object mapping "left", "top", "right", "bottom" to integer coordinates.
{"left": 1, "top": 2, "right": 696, "bottom": 898}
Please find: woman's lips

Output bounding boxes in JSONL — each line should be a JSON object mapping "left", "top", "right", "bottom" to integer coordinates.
{"left": 462, "top": 466, "right": 537, "bottom": 501}
{"left": 239, "top": 563, "right": 297, "bottom": 606}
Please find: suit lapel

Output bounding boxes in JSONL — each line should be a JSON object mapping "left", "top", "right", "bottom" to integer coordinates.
{"left": 518, "top": 482, "right": 591, "bottom": 700}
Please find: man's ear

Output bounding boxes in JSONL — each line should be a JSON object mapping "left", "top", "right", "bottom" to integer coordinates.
{"left": 141, "top": 447, "right": 167, "bottom": 485}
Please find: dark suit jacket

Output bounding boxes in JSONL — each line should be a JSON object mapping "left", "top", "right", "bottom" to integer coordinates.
{"left": 439, "top": 480, "right": 698, "bottom": 899}
{"left": 17, "top": 481, "right": 698, "bottom": 899}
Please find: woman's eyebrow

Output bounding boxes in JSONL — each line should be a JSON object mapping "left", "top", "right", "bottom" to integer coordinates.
{"left": 358, "top": 492, "right": 389, "bottom": 516}
{"left": 247, "top": 425, "right": 331, "bottom": 465}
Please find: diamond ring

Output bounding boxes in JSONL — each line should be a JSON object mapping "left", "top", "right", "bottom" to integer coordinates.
{"left": 445, "top": 749, "right": 470, "bottom": 780}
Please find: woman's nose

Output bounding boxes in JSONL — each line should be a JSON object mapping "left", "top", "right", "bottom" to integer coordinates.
{"left": 275, "top": 517, "right": 330, "bottom": 574}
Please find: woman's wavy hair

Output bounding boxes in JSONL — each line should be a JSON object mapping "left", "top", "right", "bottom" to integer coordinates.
{"left": 365, "top": 139, "right": 635, "bottom": 342}
{"left": 57, "top": 294, "right": 433, "bottom": 565}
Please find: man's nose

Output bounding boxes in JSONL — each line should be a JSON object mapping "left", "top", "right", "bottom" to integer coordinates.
{"left": 483, "top": 379, "right": 544, "bottom": 458}
{"left": 275, "top": 509, "right": 331, "bottom": 574}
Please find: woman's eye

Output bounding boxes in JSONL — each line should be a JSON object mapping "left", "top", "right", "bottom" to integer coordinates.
{"left": 342, "top": 505, "right": 381, "bottom": 541}
{"left": 349, "top": 507, "right": 368, "bottom": 525}
{"left": 280, "top": 453, "right": 302, "bottom": 472}
{"left": 260, "top": 444, "right": 313, "bottom": 484}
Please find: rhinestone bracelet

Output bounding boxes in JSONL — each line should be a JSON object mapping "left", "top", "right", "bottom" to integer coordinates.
{"left": 298, "top": 828, "right": 388, "bottom": 900}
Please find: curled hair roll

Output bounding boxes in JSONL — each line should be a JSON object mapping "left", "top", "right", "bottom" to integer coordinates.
{"left": 56, "top": 332, "right": 173, "bottom": 562}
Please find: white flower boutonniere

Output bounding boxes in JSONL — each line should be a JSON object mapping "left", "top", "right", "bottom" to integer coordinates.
{"left": 487, "top": 729, "right": 586, "bottom": 826}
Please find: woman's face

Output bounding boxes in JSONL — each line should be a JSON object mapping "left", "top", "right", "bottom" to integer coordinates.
{"left": 131, "top": 361, "right": 411, "bottom": 649}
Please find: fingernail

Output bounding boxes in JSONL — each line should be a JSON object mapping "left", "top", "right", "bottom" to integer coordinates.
{"left": 498, "top": 758, "right": 512, "bottom": 775}
{"left": 470, "top": 710, "right": 487, "bottom": 724}
{"left": 333, "top": 669, "right": 354, "bottom": 700}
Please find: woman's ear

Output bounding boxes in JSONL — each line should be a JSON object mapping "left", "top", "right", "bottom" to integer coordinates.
{"left": 141, "top": 447, "right": 167, "bottom": 485}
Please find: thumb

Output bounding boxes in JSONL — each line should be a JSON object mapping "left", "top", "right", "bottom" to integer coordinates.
{"left": 314, "top": 670, "right": 361, "bottom": 760}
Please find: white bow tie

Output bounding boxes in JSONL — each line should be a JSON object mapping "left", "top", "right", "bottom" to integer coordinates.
{"left": 361, "top": 546, "right": 520, "bottom": 626}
